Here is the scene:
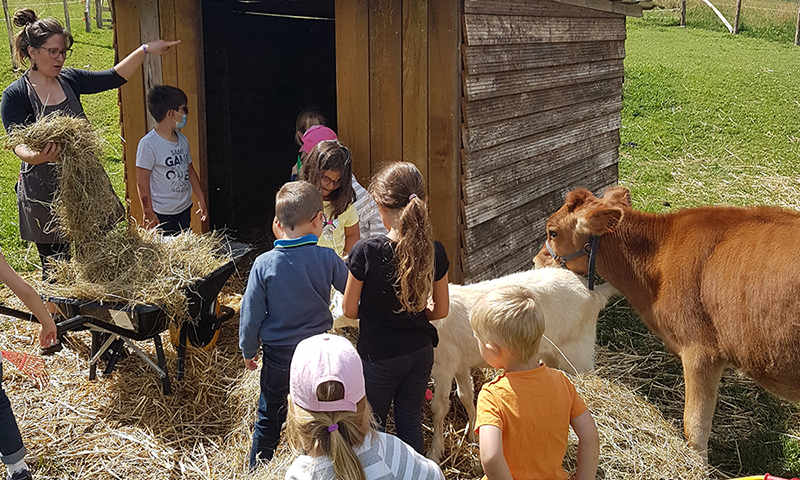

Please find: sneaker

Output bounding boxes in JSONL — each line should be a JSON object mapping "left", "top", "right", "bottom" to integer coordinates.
{"left": 8, "top": 468, "right": 32, "bottom": 480}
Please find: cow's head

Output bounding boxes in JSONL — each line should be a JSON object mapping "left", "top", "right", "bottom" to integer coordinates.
{"left": 533, "top": 187, "right": 628, "bottom": 273}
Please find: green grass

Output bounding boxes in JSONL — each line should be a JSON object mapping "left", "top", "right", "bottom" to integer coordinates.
{"left": 0, "top": 1, "right": 121, "bottom": 272}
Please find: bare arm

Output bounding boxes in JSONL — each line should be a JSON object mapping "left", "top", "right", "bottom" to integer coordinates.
{"left": 113, "top": 39, "right": 180, "bottom": 81}
{"left": 343, "top": 223, "right": 359, "bottom": 256}
{"left": 14, "top": 142, "right": 61, "bottom": 165}
{"left": 425, "top": 276, "right": 449, "bottom": 320}
{"left": 478, "top": 425, "right": 514, "bottom": 480}
{"left": 571, "top": 410, "right": 600, "bottom": 480}
{"left": 188, "top": 165, "right": 207, "bottom": 222}
{"left": 0, "top": 253, "right": 56, "bottom": 347}
{"left": 136, "top": 167, "right": 159, "bottom": 229}
{"left": 342, "top": 273, "right": 363, "bottom": 319}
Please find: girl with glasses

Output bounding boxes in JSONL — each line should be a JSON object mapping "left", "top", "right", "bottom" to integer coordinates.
{"left": 300, "top": 141, "right": 360, "bottom": 257}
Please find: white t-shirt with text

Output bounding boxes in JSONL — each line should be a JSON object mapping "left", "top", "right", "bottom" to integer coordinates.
{"left": 135, "top": 129, "right": 193, "bottom": 215}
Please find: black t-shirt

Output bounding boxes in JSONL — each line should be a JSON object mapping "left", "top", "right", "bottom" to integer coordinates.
{"left": 347, "top": 236, "right": 449, "bottom": 361}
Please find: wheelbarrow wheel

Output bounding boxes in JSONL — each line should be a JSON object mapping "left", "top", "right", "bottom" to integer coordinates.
{"left": 168, "top": 300, "right": 223, "bottom": 351}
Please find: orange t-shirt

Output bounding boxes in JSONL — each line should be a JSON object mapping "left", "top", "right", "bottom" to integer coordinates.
{"left": 474, "top": 366, "right": 587, "bottom": 480}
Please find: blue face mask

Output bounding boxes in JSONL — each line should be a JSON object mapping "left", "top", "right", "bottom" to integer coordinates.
{"left": 176, "top": 114, "right": 187, "bottom": 130}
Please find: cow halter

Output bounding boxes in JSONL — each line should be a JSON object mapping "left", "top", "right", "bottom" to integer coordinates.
{"left": 545, "top": 236, "right": 600, "bottom": 290}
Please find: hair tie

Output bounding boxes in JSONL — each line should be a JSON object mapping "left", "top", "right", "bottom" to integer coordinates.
{"left": 409, "top": 194, "right": 417, "bottom": 201}
{"left": 327, "top": 423, "right": 339, "bottom": 433}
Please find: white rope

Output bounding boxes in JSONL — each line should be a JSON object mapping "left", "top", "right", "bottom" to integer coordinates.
{"left": 542, "top": 334, "right": 579, "bottom": 376}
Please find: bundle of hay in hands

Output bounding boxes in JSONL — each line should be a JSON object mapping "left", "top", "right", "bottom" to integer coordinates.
{"left": 6, "top": 113, "right": 227, "bottom": 322}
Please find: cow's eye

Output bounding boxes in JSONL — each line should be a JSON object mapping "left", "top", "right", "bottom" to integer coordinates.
{"left": 548, "top": 230, "right": 557, "bottom": 238}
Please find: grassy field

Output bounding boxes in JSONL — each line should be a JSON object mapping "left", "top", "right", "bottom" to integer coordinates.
{"left": 0, "top": 1, "right": 121, "bottom": 273}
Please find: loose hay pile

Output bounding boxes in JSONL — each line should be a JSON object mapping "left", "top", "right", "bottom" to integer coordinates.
{"left": 0, "top": 290, "right": 714, "bottom": 480}
{"left": 6, "top": 114, "right": 227, "bottom": 322}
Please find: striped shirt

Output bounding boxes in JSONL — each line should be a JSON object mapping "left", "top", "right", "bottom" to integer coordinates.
{"left": 352, "top": 177, "right": 388, "bottom": 240}
{"left": 285, "top": 432, "right": 444, "bottom": 480}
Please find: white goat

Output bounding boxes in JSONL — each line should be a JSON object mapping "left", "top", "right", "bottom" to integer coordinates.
{"left": 427, "top": 267, "right": 617, "bottom": 462}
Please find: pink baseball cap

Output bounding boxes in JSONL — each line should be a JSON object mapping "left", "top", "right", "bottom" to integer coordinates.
{"left": 290, "top": 334, "right": 365, "bottom": 413}
{"left": 300, "top": 125, "right": 338, "bottom": 154}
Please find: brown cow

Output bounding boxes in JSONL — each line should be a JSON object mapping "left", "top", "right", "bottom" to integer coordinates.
{"left": 533, "top": 186, "right": 800, "bottom": 458}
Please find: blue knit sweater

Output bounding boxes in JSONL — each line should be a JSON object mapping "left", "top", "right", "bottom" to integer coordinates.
{"left": 239, "top": 234, "right": 348, "bottom": 358}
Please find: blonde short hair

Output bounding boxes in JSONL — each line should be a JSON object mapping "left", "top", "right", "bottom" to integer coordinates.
{"left": 469, "top": 285, "right": 545, "bottom": 362}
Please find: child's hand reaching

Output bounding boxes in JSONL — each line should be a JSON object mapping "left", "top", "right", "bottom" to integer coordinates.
{"left": 196, "top": 200, "right": 208, "bottom": 222}
{"left": 39, "top": 316, "right": 57, "bottom": 348}
{"left": 244, "top": 354, "right": 259, "bottom": 371}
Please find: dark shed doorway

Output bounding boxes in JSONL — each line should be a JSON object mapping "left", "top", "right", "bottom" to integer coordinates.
{"left": 202, "top": 1, "right": 337, "bottom": 235}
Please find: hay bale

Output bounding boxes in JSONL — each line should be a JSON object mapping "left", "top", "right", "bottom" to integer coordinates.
{"left": 567, "top": 373, "right": 707, "bottom": 480}
{"left": 6, "top": 113, "right": 123, "bottom": 245}
{"left": 6, "top": 113, "right": 229, "bottom": 322}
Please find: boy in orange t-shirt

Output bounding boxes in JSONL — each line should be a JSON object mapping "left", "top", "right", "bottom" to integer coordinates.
{"left": 471, "top": 285, "right": 599, "bottom": 480}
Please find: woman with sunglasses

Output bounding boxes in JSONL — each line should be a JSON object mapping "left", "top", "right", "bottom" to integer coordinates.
{"left": 0, "top": 9, "right": 177, "bottom": 290}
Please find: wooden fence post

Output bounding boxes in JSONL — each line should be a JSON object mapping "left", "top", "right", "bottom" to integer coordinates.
{"left": 733, "top": 0, "right": 742, "bottom": 34}
{"left": 680, "top": 0, "right": 686, "bottom": 27}
{"left": 795, "top": 0, "right": 800, "bottom": 45}
{"left": 84, "top": 0, "right": 91, "bottom": 32}
{"left": 3, "top": 0, "right": 16, "bottom": 70}
{"left": 62, "top": 0, "right": 71, "bottom": 33}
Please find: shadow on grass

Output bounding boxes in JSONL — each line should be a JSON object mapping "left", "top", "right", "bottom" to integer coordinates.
{"left": 597, "top": 297, "right": 800, "bottom": 478}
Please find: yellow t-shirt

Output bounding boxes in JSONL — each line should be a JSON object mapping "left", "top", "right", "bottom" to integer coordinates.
{"left": 475, "top": 366, "right": 587, "bottom": 480}
{"left": 318, "top": 201, "right": 359, "bottom": 257}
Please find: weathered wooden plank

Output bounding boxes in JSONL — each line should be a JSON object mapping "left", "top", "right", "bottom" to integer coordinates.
{"left": 464, "top": 129, "right": 618, "bottom": 204}
{"left": 465, "top": 173, "right": 620, "bottom": 282}
{"left": 464, "top": 0, "right": 619, "bottom": 17}
{"left": 369, "top": 0, "right": 403, "bottom": 170}
{"left": 428, "top": 0, "right": 462, "bottom": 283}
{"left": 465, "top": 59, "right": 623, "bottom": 101}
{"left": 464, "top": 77, "right": 622, "bottom": 127}
{"left": 464, "top": 95, "right": 621, "bottom": 152}
{"left": 465, "top": 148, "right": 618, "bottom": 227}
{"left": 138, "top": 0, "right": 161, "bottom": 131}
{"left": 462, "top": 165, "right": 618, "bottom": 281}
{"left": 158, "top": 0, "right": 178, "bottom": 87}
{"left": 464, "top": 41, "right": 624, "bottom": 75}
{"left": 335, "top": 0, "right": 371, "bottom": 183}
{"left": 464, "top": 15, "right": 625, "bottom": 46}
{"left": 174, "top": 0, "right": 208, "bottom": 233}
{"left": 402, "top": 0, "right": 428, "bottom": 180}
{"left": 115, "top": 0, "right": 147, "bottom": 224}
{"left": 463, "top": 113, "right": 620, "bottom": 177}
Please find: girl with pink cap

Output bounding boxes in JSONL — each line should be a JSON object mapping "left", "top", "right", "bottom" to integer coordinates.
{"left": 285, "top": 333, "right": 443, "bottom": 480}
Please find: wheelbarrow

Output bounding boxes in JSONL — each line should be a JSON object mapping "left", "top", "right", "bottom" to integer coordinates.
{"left": 0, "top": 241, "right": 252, "bottom": 395}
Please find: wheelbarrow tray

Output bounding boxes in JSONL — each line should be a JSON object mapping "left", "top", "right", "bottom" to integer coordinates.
{"left": 44, "top": 240, "right": 252, "bottom": 394}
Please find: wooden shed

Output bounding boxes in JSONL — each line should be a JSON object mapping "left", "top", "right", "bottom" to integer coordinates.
{"left": 112, "top": 0, "right": 651, "bottom": 284}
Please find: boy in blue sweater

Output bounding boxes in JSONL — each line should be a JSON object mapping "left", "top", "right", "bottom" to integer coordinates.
{"left": 239, "top": 180, "right": 348, "bottom": 468}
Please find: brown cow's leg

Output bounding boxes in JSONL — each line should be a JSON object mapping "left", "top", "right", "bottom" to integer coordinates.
{"left": 682, "top": 350, "right": 725, "bottom": 460}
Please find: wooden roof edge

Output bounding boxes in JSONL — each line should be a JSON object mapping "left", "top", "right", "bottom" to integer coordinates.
{"left": 551, "top": 0, "right": 655, "bottom": 17}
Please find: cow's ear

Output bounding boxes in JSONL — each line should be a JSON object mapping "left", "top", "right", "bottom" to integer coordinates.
{"left": 577, "top": 206, "right": 624, "bottom": 235}
{"left": 603, "top": 186, "right": 632, "bottom": 209}
{"left": 565, "top": 187, "right": 594, "bottom": 213}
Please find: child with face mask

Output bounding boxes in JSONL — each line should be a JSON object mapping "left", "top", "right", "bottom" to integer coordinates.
{"left": 135, "top": 85, "right": 207, "bottom": 235}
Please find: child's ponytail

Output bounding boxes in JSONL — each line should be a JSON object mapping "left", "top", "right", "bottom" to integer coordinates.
{"left": 286, "top": 382, "right": 376, "bottom": 480}
{"left": 369, "top": 162, "right": 435, "bottom": 313}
